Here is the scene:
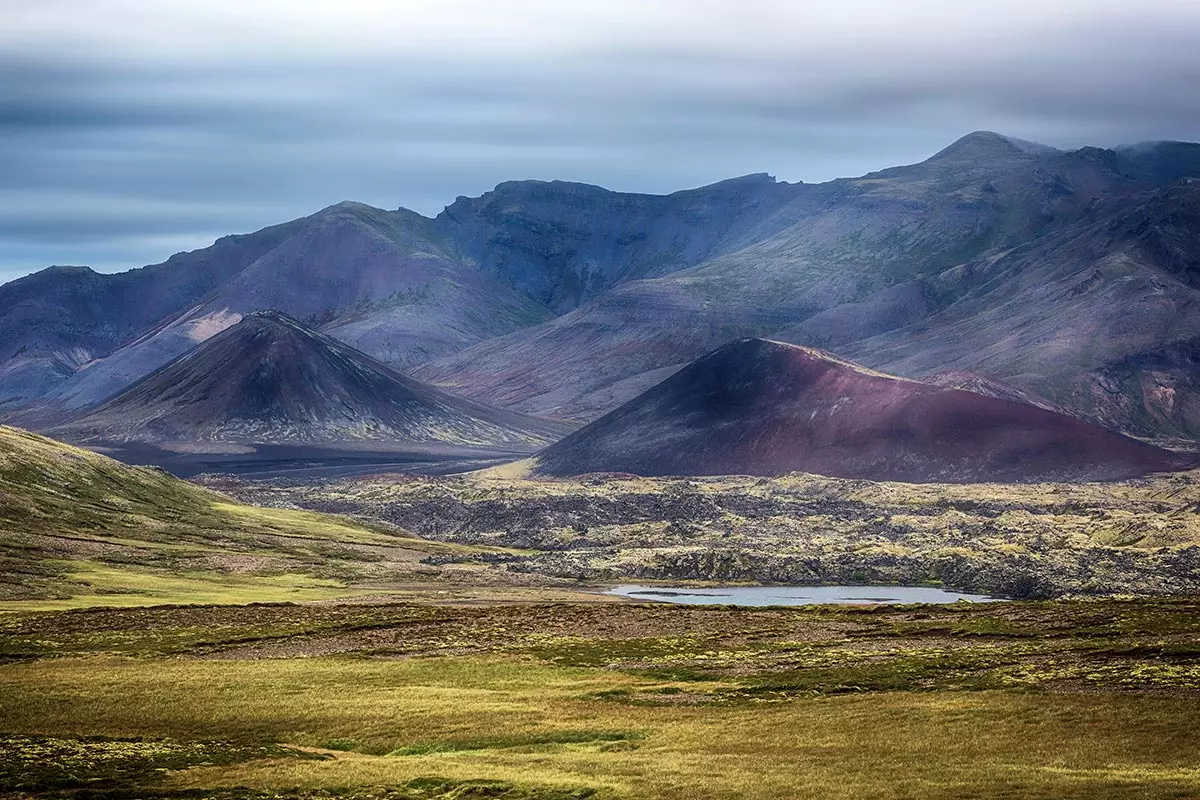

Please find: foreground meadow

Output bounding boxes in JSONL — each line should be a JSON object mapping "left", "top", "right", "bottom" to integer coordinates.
{"left": 2, "top": 598, "right": 1199, "bottom": 799}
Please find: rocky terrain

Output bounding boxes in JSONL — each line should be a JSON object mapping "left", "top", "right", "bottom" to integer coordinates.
{"left": 432, "top": 173, "right": 800, "bottom": 312}
{"left": 0, "top": 176, "right": 795, "bottom": 424}
{"left": 839, "top": 180, "right": 1200, "bottom": 437}
{"left": 49, "top": 311, "right": 572, "bottom": 449}
{"left": 529, "top": 338, "right": 1188, "bottom": 482}
{"left": 211, "top": 466, "right": 1200, "bottom": 599}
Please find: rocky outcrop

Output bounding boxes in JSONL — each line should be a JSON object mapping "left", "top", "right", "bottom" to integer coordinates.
{"left": 433, "top": 174, "right": 798, "bottom": 312}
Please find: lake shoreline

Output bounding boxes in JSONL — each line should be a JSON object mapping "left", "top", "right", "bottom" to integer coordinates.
{"left": 603, "top": 583, "right": 1007, "bottom": 606}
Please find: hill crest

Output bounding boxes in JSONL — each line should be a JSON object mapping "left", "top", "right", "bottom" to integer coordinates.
{"left": 531, "top": 338, "right": 1189, "bottom": 483}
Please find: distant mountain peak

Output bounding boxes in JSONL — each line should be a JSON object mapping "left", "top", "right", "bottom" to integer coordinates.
{"left": 306, "top": 199, "right": 395, "bottom": 223}
{"left": 318, "top": 199, "right": 378, "bottom": 213}
{"left": 33, "top": 265, "right": 98, "bottom": 279}
{"left": 700, "top": 173, "right": 777, "bottom": 188}
{"left": 236, "top": 308, "right": 323, "bottom": 341}
{"left": 244, "top": 308, "right": 303, "bottom": 326}
{"left": 51, "top": 313, "right": 570, "bottom": 447}
{"left": 704, "top": 338, "right": 910, "bottom": 383}
{"left": 929, "top": 131, "right": 1057, "bottom": 162}
{"left": 1118, "top": 139, "right": 1195, "bottom": 154}
{"left": 455, "top": 173, "right": 784, "bottom": 209}
{"left": 484, "top": 178, "right": 613, "bottom": 196}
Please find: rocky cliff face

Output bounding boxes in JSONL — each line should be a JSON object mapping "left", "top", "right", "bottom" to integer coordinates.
{"left": 415, "top": 136, "right": 1200, "bottom": 438}
{"left": 839, "top": 181, "right": 1200, "bottom": 437}
{"left": 433, "top": 174, "right": 799, "bottom": 312}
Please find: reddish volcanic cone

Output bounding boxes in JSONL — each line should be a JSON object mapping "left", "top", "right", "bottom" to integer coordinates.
{"left": 531, "top": 338, "right": 1191, "bottom": 483}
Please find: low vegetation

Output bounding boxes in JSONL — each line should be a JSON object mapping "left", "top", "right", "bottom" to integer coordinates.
{"left": 4, "top": 425, "right": 1200, "bottom": 796}
{"left": 0, "top": 426, "right": 566, "bottom": 609}
{"left": 2, "top": 599, "right": 1199, "bottom": 798}
{"left": 9, "top": 420, "right": 1200, "bottom": 604}
{"left": 218, "top": 468, "right": 1200, "bottom": 598}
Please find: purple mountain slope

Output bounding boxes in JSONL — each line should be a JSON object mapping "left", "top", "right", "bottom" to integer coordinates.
{"left": 51, "top": 311, "right": 573, "bottom": 448}
{"left": 415, "top": 135, "right": 1200, "bottom": 439}
{"left": 6, "top": 132, "right": 1200, "bottom": 443}
{"left": 530, "top": 339, "right": 1191, "bottom": 483}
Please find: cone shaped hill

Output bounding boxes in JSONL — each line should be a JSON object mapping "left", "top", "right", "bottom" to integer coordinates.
{"left": 530, "top": 338, "right": 1190, "bottom": 483}
{"left": 51, "top": 311, "right": 572, "bottom": 449}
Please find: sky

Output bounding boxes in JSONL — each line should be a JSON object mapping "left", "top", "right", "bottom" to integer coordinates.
{"left": 2, "top": 0, "right": 1200, "bottom": 283}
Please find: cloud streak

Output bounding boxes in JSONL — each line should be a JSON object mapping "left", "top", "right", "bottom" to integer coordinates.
{"left": 2, "top": 0, "right": 1199, "bottom": 280}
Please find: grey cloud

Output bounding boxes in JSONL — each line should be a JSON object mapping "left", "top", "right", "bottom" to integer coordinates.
{"left": 1, "top": 1, "right": 1199, "bottom": 283}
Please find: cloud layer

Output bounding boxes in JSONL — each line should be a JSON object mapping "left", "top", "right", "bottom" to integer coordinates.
{"left": 3, "top": 0, "right": 1199, "bottom": 281}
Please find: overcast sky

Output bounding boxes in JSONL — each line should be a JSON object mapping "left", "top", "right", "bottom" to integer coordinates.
{"left": 2, "top": 0, "right": 1199, "bottom": 283}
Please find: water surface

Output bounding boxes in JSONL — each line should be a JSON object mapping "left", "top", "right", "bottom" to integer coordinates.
{"left": 606, "top": 584, "right": 1002, "bottom": 606}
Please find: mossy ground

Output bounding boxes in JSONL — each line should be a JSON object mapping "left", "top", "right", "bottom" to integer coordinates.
{"left": 0, "top": 426, "right": 563, "bottom": 609}
{"left": 223, "top": 467, "right": 1200, "bottom": 597}
{"left": 5, "top": 425, "right": 1200, "bottom": 795}
{"left": 2, "top": 598, "right": 1199, "bottom": 799}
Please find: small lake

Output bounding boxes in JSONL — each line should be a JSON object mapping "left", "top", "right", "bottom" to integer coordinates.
{"left": 606, "top": 584, "right": 1004, "bottom": 606}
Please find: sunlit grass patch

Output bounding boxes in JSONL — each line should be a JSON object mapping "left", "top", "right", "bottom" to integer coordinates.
{"left": 2, "top": 425, "right": 535, "bottom": 608}
{"left": 391, "top": 730, "right": 640, "bottom": 757}
{"left": 3, "top": 600, "right": 1200, "bottom": 797}
{"left": 3, "top": 646, "right": 1200, "bottom": 799}
{"left": 0, "top": 562, "right": 372, "bottom": 612}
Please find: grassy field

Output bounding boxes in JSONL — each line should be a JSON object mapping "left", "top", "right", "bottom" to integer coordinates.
{"left": 2, "top": 599, "right": 1199, "bottom": 799}
{"left": 5, "top": 425, "right": 1200, "bottom": 796}
{"left": 0, "top": 425, "right": 584, "bottom": 609}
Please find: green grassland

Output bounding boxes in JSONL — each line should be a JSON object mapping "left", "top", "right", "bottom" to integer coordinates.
{"left": 2, "top": 599, "right": 1200, "bottom": 799}
{"left": 4, "top": 424, "right": 1200, "bottom": 797}
{"left": 0, "top": 425, "right": 576, "bottom": 609}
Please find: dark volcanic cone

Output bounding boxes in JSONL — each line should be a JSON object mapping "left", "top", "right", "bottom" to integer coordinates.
{"left": 531, "top": 338, "right": 1190, "bottom": 483}
{"left": 52, "top": 311, "right": 570, "bottom": 447}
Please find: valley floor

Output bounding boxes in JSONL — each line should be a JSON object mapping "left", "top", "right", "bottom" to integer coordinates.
{"left": 84, "top": 441, "right": 529, "bottom": 480}
{"left": 6, "top": 426, "right": 1200, "bottom": 797}
{"left": 2, "top": 598, "right": 1199, "bottom": 799}
{"left": 214, "top": 468, "right": 1200, "bottom": 599}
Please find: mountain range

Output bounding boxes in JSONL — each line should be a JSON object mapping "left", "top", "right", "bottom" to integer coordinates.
{"left": 4, "top": 131, "right": 1200, "bottom": 448}
{"left": 413, "top": 133, "right": 1200, "bottom": 438}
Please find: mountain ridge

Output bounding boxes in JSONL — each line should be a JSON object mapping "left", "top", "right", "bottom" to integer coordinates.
{"left": 5, "top": 132, "right": 1200, "bottom": 444}
{"left": 413, "top": 137, "right": 1200, "bottom": 437}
